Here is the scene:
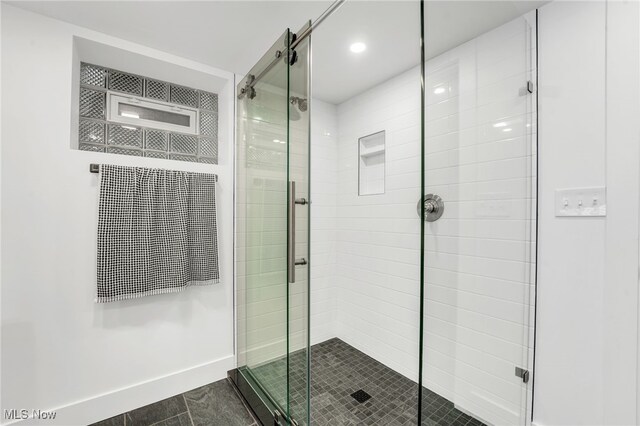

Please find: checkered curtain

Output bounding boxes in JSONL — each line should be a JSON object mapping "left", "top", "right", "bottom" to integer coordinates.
{"left": 96, "top": 164, "right": 219, "bottom": 302}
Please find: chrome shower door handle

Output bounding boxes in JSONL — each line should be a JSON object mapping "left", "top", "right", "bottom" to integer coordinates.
{"left": 288, "top": 181, "right": 296, "bottom": 283}
{"left": 288, "top": 181, "right": 308, "bottom": 283}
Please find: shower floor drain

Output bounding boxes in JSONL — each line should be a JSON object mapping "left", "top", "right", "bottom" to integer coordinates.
{"left": 350, "top": 389, "right": 371, "bottom": 403}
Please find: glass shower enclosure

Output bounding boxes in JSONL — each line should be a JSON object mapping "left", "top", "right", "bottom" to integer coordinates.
{"left": 231, "top": 1, "right": 537, "bottom": 425}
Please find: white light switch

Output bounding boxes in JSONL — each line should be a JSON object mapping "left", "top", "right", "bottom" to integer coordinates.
{"left": 555, "top": 187, "right": 606, "bottom": 217}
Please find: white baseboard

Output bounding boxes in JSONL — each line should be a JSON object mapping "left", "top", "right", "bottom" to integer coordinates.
{"left": 2, "top": 355, "right": 235, "bottom": 426}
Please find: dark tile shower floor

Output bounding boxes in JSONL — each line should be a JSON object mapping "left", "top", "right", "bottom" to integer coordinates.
{"left": 91, "top": 338, "right": 486, "bottom": 426}
{"left": 251, "top": 338, "right": 487, "bottom": 426}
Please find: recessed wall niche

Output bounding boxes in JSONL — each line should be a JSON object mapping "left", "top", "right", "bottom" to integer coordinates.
{"left": 358, "top": 131, "right": 385, "bottom": 195}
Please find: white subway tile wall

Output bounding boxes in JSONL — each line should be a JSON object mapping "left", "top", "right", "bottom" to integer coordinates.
{"left": 310, "top": 100, "right": 339, "bottom": 345}
{"left": 334, "top": 66, "right": 423, "bottom": 381}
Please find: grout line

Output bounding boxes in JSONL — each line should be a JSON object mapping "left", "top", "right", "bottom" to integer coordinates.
{"left": 183, "top": 394, "right": 195, "bottom": 426}
{"left": 148, "top": 411, "right": 190, "bottom": 426}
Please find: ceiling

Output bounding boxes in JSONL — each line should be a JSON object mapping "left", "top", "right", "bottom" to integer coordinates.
{"left": 9, "top": 0, "right": 545, "bottom": 104}
{"left": 8, "top": 1, "right": 332, "bottom": 76}
{"left": 313, "top": 0, "right": 546, "bottom": 103}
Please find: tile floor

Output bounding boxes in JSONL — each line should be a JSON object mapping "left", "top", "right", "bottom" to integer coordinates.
{"left": 90, "top": 380, "right": 257, "bottom": 426}
{"left": 91, "top": 338, "right": 486, "bottom": 426}
{"left": 251, "top": 338, "right": 487, "bottom": 426}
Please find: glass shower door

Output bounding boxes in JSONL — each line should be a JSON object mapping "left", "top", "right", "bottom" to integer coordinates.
{"left": 420, "top": 3, "right": 537, "bottom": 425}
{"left": 234, "top": 24, "right": 311, "bottom": 426}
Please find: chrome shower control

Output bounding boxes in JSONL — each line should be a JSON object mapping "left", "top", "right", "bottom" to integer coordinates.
{"left": 417, "top": 194, "right": 444, "bottom": 222}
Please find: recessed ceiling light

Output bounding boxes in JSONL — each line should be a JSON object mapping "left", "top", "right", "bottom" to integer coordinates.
{"left": 433, "top": 87, "right": 446, "bottom": 95}
{"left": 350, "top": 42, "right": 366, "bottom": 53}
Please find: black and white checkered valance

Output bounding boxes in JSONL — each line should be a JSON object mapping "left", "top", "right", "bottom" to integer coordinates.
{"left": 96, "top": 164, "right": 219, "bottom": 302}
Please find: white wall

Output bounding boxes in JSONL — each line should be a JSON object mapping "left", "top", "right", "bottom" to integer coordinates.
{"left": 535, "top": 3, "right": 606, "bottom": 423}
{"left": 1, "top": 5, "right": 235, "bottom": 425}
{"left": 534, "top": 1, "right": 640, "bottom": 425}
{"left": 603, "top": 1, "right": 640, "bottom": 422}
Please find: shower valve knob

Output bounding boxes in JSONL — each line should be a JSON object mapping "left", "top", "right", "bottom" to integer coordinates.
{"left": 424, "top": 201, "right": 437, "bottom": 213}
{"left": 418, "top": 194, "right": 444, "bottom": 222}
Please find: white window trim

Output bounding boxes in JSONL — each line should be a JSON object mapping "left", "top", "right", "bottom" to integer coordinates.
{"left": 107, "top": 93, "right": 199, "bottom": 135}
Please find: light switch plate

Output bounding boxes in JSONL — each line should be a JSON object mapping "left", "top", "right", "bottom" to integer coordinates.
{"left": 555, "top": 187, "right": 606, "bottom": 217}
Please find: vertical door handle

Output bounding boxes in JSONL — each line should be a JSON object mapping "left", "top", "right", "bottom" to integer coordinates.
{"left": 288, "top": 181, "right": 296, "bottom": 283}
{"left": 288, "top": 181, "right": 308, "bottom": 284}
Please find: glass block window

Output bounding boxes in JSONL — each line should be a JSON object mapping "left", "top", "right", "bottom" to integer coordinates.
{"left": 145, "top": 79, "right": 169, "bottom": 101}
{"left": 109, "top": 71, "right": 143, "bottom": 96}
{"left": 78, "top": 62, "right": 219, "bottom": 164}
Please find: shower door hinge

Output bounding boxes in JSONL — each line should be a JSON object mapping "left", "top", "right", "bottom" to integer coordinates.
{"left": 515, "top": 366, "right": 530, "bottom": 383}
{"left": 238, "top": 74, "right": 256, "bottom": 100}
{"left": 274, "top": 410, "right": 284, "bottom": 426}
{"left": 519, "top": 81, "right": 534, "bottom": 96}
{"left": 273, "top": 410, "right": 297, "bottom": 426}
